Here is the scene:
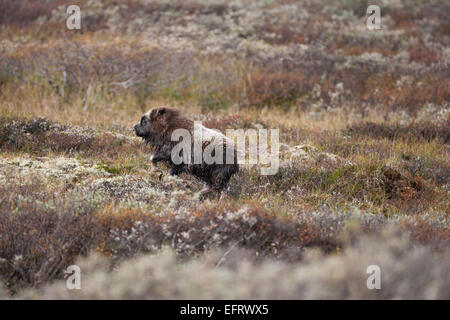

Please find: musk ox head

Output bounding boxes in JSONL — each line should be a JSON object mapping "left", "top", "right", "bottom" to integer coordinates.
{"left": 134, "top": 107, "right": 181, "bottom": 140}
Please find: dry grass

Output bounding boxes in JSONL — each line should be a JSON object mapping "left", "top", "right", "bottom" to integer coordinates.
{"left": 0, "top": 0, "right": 448, "bottom": 299}
{"left": 10, "top": 228, "right": 450, "bottom": 299}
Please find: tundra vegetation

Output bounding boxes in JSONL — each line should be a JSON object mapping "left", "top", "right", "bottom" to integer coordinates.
{"left": 0, "top": 0, "right": 448, "bottom": 299}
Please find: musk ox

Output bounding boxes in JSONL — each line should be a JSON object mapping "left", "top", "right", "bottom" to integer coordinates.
{"left": 134, "top": 107, "right": 239, "bottom": 195}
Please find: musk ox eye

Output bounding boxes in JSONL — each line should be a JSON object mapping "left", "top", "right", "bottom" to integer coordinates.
{"left": 140, "top": 116, "right": 146, "bottom": 125}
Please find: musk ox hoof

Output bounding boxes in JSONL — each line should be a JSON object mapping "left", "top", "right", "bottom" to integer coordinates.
{"left": 198, "top": 188, "right": 219, "bottom": 201}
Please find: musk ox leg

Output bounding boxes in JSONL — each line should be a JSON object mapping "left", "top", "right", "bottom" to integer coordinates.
{"left": 210, "top": 164, "right": 239, "bottom": 193}
{"left": 169, "top": 165, "right": 184, "bottom": 176}
{"left": 199, "top": 187, "right": 220, "bottom": 201}
{"left": 150, "top": 152, "right": 166, "bottom": 164}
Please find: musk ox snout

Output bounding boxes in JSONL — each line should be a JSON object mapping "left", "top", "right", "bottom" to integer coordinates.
{"left": 134, "top": 123, "right": 147, "bottom": 138}
{"left": 134, "top": 124, "right": 141, "bottom": 136}
{"left": 134, "top": 114, "right": 152, "bottom": 138}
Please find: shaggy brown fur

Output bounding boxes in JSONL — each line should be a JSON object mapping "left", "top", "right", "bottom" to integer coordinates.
{"left": 134, "top": 107, "right": 239, "bottom": 194}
